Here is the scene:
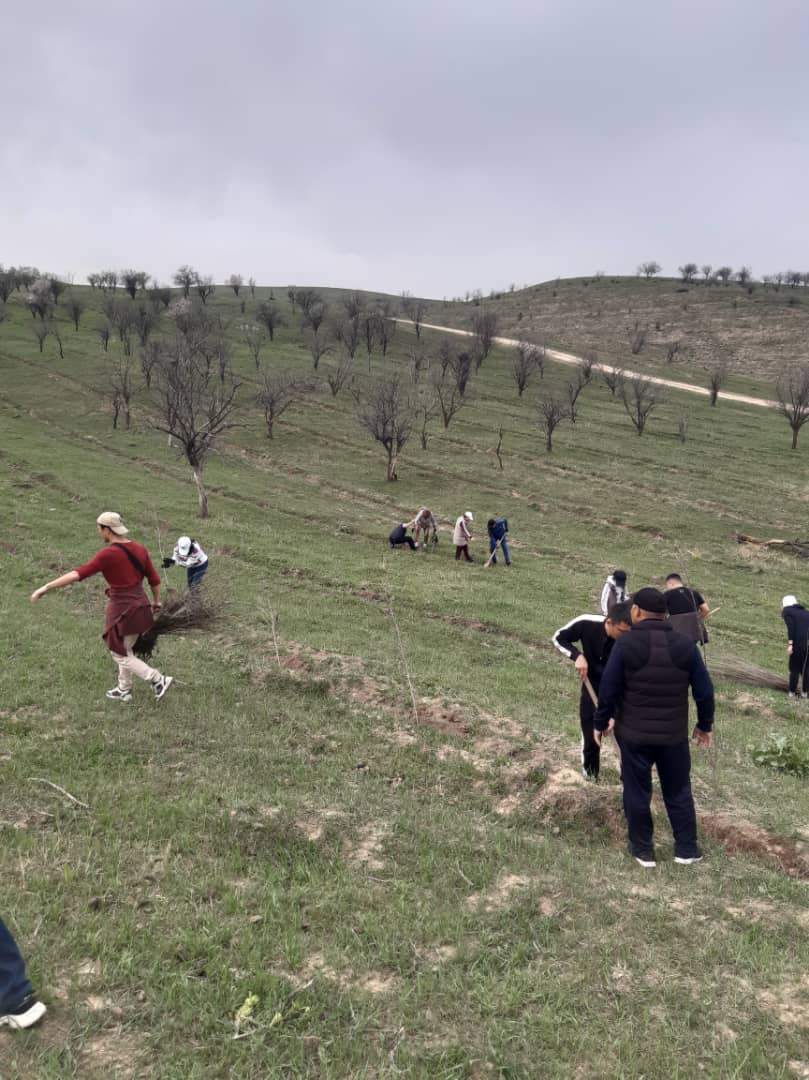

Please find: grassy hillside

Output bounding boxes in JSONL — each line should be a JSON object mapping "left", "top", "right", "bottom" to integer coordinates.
{"left": 1, "top": 281, "right": 808, "bottom": 1078}
{"left": 425, "top": 275, "right": 809, "bottom": 387}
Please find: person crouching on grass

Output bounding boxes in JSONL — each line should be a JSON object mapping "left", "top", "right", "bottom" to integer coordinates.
{"left": 30, "top": 511, "right": 173, "bottom": 703}
{"left": 552, "top": 600, "right": 633, "bottom": 780}
{"left": 163, "top": 535, "right": 209, "bottom": 589}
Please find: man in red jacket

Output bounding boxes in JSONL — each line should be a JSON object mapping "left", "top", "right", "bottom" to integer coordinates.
{"left": 30, "top": 512, "right": 173, "bottom": 703}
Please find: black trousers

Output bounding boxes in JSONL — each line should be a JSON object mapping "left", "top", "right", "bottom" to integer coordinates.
{"left": 615, "top": 737, "right": 700, "bottom": 859}
{"left": 391, "top": 536, "right": 416, "bottom": 550}
{"left": 788, "top": 645, "right": 809, "bottom": 693}
{"left": 579, "top": 690, "right": 601, "bottom": 779}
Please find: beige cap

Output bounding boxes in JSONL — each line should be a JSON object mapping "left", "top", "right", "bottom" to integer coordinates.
{"left": 96, "top": 511, "right": 129, "bottom": 535}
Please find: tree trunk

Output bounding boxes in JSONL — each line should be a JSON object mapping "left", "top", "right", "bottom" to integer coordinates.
{"left": 192, "top": 466, "right": 209, "bottom": 517}
{"left": 386, "top": 450, "right": 398, "bottom": 481}
{"left": 792, "top": 426, "right": 799, "bottom": 450}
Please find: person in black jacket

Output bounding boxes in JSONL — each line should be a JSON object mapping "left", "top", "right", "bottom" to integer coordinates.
{"left": 781, "top": 594, "right": 809, "bottom": 697}
{"left": 388, "top": 523, "right": 417, "bottom": 551}
{"left": 552, "top": 600, "right": 633, "bottom": 780}
{"left": 664, "top": 573, "right": 710, "bottom": 643}
{"left": 594, "top": 587, "right": 715, "bottom": 868}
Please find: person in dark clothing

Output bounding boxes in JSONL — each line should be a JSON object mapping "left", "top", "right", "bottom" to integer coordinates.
{"left": 389, "top": 523, "right": 417, "bottom": 551}
{"left": 552, "top": 601, "right": 633, "bottom": 780}
{"left": 487, "top": 517, "right": 511, "bottom": 566}
{"left": 781, "top": 594, "right": 809, "bottom": 697}
{"left": 664, "top": 573, "right": 710, "bottom": 643}
{"left": 594, "top": 587, "right": 715, "bottom": 868}
{"left": 0, "top": 917, "right": 46, "bottom": 1030}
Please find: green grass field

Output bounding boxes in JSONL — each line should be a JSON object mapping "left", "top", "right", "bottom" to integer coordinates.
{"left": 1, "top": 281, "right": 808, "bottom": 1078}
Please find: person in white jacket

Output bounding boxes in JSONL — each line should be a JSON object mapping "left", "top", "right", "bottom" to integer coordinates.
{"left": 453, "top": 512, "right": 474, "bottom": 562}
{"left": 600, "top": 570, "right": 628, "bottom": 615}
{"left": 163, "top": 536, "right": 209, "bottom": 589}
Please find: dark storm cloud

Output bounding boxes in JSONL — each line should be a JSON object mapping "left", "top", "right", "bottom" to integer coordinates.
{"left": 2, "top": 0, "right": 807, "bottom": 295}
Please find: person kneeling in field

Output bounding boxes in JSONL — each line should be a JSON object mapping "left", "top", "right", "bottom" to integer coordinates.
{"left": 389, "top": 522, "right": 418, "bottom": 550}
{"left": 552, "top": 600, "right": 633, "bottom": 780}
{"left": 30, "top": 511, "right": 173, "bottom": 703}
{"left": 163, "top": 535, "right": 209, "bottom": 590}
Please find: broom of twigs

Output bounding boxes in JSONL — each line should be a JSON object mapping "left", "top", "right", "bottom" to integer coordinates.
{"left": 710, "top": 655, "right": 788, "bottom": 692}
{"left": 134, "top": 588, "right": 221, "bottom": 660}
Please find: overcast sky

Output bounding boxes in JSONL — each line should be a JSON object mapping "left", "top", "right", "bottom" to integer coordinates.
{"left": 2, "top": 1, "right": 807, "bottom": 297}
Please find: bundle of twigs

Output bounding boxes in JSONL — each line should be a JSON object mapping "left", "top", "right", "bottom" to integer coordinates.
{"left": 735, "top": 533, "right": 809, "bottom": 559}
{"left": 710, "top": 655, "right": 788, "bottom": 692}
{"left": 134, "top": 589, "right": 220, "bottom": 660}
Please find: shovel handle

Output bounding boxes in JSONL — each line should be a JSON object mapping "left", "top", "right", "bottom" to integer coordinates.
{"left": 583, "top": 676, "right": 599, "bottom": 706}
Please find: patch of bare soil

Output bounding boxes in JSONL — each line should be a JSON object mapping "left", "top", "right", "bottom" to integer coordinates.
{"left": 345, "top": 824, "right": 388, "bottom": 871}
{"left": 442, "top": 615, "right": 489, "bottom": 632}
{"left": 294, "top": 807, "right": 344, "bottom": 842}
{"left": 283, "top": 951, "right": 399, "bottom": 995}
{"left": 80, "top": 1027, "right": 146, "bottom": 1079}
{"left": 466, "top": 872, "right": 533, "bottom": 913}
{"left": 757, "top": 976, "right": 809, "bottom": 1031}
{"left": 700, "top": 812, "right": 809, "bottom": 878}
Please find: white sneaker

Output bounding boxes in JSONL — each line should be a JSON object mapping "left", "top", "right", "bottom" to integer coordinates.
{"left": 0, "top": 996, "right": 47, "bottom": 1029}
{"left": 153, "top": 675, "right": 173, "bottom": 701}
{"left": 106, "top": 687, "right": 132, "bottom": 702}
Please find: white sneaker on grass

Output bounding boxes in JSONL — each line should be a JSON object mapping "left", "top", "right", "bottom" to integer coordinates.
{"left": 153, "top": 675, "right": 173, "bottom": 700}
{"left": 0, "top": 995, "right": 47, "bottom": 1030}
{"left": 105, "top": 687, "right": 132, "bottom": 702}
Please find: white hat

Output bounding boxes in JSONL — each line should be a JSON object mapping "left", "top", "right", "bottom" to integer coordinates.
{"left": 464, "top": 511, "right": 473, "bottom": 521}
{"left": 177, "top": 535, "right": 192, "bottom": 556}
{"left": 96, "top": 511, "right": 128, "bottom": 536}
{"left": 782, "top": 594, "right": 798, "bottom": 608}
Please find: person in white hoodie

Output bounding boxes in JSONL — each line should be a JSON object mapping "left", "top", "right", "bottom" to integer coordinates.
{"left": 600, "top": 570, "right": 628, "bottom": 615}
{"left": 453, "top": 512, "right": 474, "bottom": 562}
{"left": 163, "top": 536, "right": 209, "bottom": 590}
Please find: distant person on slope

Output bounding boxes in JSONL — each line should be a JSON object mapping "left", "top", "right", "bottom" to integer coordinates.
{"left": 163, "top": 535, "right": 209, "bottom": 590}
{"left": 486, "top": 516, "right": 511, "bottom": 566}
{"left": 389, "top": 522, "right": 418, "bottom": 551}
{"left": 30, "top": 511, "right": 173, "bottom": 703}
{"left": 408, "top": 507, "right": 437, "bottom": 549}
{"left": 781, "top": 594, "right": 809, "bottom": 698}
{"left": 453, "top": 511, "right": 474, "bottom": 562}
{"left": 552, "top": 600, "right": 633, "bottom": 780}
{"left": 600, "top": 570, "right": 628, "bottom": 615}
{"left": 664, "top": 573, "right": 710, "bottom": 643}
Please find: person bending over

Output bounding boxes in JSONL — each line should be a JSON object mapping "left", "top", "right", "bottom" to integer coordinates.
{"left": 163, "top": 535, "right": 209, "bottom": 590}
{"left": 782, "top": 594, "right": 809, "bottom": 698}
{"left": 487, "top": 517, "right": 511, "bottom": 566}
{"left": 389, "top": 523, "right": 417, "bottom": 551}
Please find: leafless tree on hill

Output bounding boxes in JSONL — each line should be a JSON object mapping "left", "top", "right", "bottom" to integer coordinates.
{"left": 472, "top": 310, "right": 498, "bottom": 366}
{"left": 715, "top": 266, "right": 733, "bottom": 284}
{"left": 121, "top": 270, "right": 149, "bottom": 299}
{"left": 97, "top": 324, "right": 111, "bottom": 353}
{"left": 602, "top": 364, "right": 625, "bottom": 397}
{"left": 287, "top": 286, "right": 297, "bottom": 311}
{"left": 638, "top": 261, "right": 661, "bottom": 279}
{"left": 256, "top": 302, "right": 284, "bottom": 341}
{"left": 706, "top": 359, "right": 729, "bottom": 406}
{"left": 0, "top": 270, "right": 14, "bottom": 304}
{"left": 786, "top": 270, "right": 803, "bottom": 288}
{"left": 511, "top": 341, "right": 541, "bottom": 397}
{"left": 140, "top": 340, "right": 160, "bottom": 388}
{"left": 134, "top": 304, "right": 157, "bottom": 347}
{"left": 51, "top": 324, "right": 64, "bottom": 359}
{"left": 432, "top": 369, "right": 466, "bottom": 430}
{"left": 195, "top": 276, "right": 215, "bottom": 305}
{"left": 256, "top": 371, "right": 306, "bottom": 437}
{"left": 306, "top": 327, "right": 332, "bottom": 370}
{"left": 295, "top": 289, "right": 320, "bottom": 321}
{"left": 228, "top": 274, "right": 243, "bottom": 296}
{"left": 538, "top": 393, "right": 567, "bottom": 451}
{"left": 449, "top": 350, "right": 474, "bottom": 396}
{"left": 151, "top": 336, "right": 241, "bottom": 517}
{"left": 566, "top": 361, "right": 591, "bottom": 423}
{"left": 242, "top": 325, "right": 266, "bottom": 369}
{"left": 627, "top": 321, "right": 647, "bottom": 355}
{"left": 700, "top": 264, "right": 713, "bottom": 283}
{"left": 148, "top": 284, "right": 172, "bottom": 310}
{"left": 494, "top": 424, "right": 504, "bottom": 470}
{"left": 33, "top": 323, "right": 49, "bottom": 353}
{"left": 355, "top": 373, "right": 416, "bottom": 480}
{"left": 666, "top": 340, "right": 683, "bottom": 364}
{"left": 27, "top": 278, "right": 53, "bottom": 321}
{"left": 416, "top": 383, "right": 440, "bottom": 449}
{"left": 110, "top": 354, "right": 133, "bottom": 430}
{"left": 735, "top": 266, "right": 752, "bottom": 286}
{"left": 173, "top": 265, "right": 197, "bottom": 298}
{"left": 400, "top": 291, "right": 427, "bottom": 339}
{"left": 620, "top": 375, "right": 663, "bottom": 435}
{"left": 335, "top": 315, "right": 362, "bottom": 359}
{"left": 65, "top": 296, "right": 84, "bottom": 330}
{"left": 776, "top": 364, "right": 809, "bottom": 450}
{"left": 342, "top": 291, "right": 365, "bottom": 319}
{"left": 248, "top": 277, "right": 256, "bottom": 297}
{"left": 325, "top": 356, "right": 354, "bottom": 398}
{"left": 678, "top": 263, "right": 698, "bottom": 283}
{"left": 302, "top": 299, "right": 327, "bottom": 336}
{"left": 48, "top": 277, "right": 66, "bottom": 306}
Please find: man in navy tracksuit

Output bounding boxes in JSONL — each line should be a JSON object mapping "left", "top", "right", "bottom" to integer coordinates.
{"left": 594, "top": 587, "right": 715, "bottom": 868}
{"left": 487, "top": 517, "right": 511, "bottom": 566}
{"left": 552, "top": 600, "right": 633, "bottom": 780}
{"left": 781, "top": 594, "right": 809, "bottom": 697}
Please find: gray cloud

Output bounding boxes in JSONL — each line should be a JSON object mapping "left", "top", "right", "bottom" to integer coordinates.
{"left": 2, "top": 0, "right": 807, "bottom": 295}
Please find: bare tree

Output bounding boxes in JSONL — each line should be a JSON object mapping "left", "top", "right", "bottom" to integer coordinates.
{"left": 96, "top": 323, "right": 111, "bottom": 353}
{"left": 140, "top": 340, "right": 161, "bottom": 388}
{"left": 355, "top": 374, "right": 415, "bottom": 480}
{"left": 735, "top": 266, "right": 752, "bottom": 286}
{"left": 228, "top": 274, "right": 243, "bottom": 296}
{"left": 325, "top": 356, "right": 354, "bottom": 398}
{"left": 400, "top": 291, "right": 427, "bottom": 339}
{"left": 110, "top": 354, "right": 133, "bottom": 430}
{"left": 678, "top": 263, "right": 698, "bottom": 283}
{"left": 415, "top": 382, "right": 440, "bottom": 449}
{"left": 151, "top": 336, "right": 241, "bottom": 516}
{"left": 776, "top": 364, "right": 809, "bottom": 449}
{"left": 538, "top": 394, "right": 567, "bottom": 451}
{"left": 302, "top": 299, "right": 327, "bottom": 336}
{"left": 373, "top": 302, "right": 395, "bottom": 356}
{"left": 638, "top": 261, "right": 661, "bottom": 279}
{"left": 700, "top": 264, "right": 713, "bottom": 283}
{"left": 677, "top": 412, "right": 688, "bottom": 445}
{"left": 620, "top": 375, "right": 663, "bottom": 435}
{"left": 511, "top": 342, "right": 539, "bottom": 397}
{"left": 121, "top": 270, "right": 149, "bottom": 299}
{"left": 48, "top": 277, "right": 66, "bottom": 306}
{"left": 494, "top": 425, "right": 504, "bottom": 470}
{"left": 449, "top": 349, "right": 474, "bottom": 396}
{"left": 242, "top": 325, "right": 266, "bottom": 369}
{"left": 134, "top": 304, "right": 157, "bottom": 347}
{"left": 627, "top": 321, "right": 647, "bottom": 355}
{"left": 306, "top": 327, "right": 332, "bottom": 370}
{"left": 195, "top": 275, "right": 215, "bottom": 305}
{"left": 256, "top": 371, "right": 305, "bottom": 437}
{"left": 149, "top": 283, "right": 172, "bottom": 309}
{"left": 65, "top": 295, "right": 84, "bottom": 330}
{"left": 248, "top": 276, "right": 256, "bottom": 297}
{"left": 295, "top": 289, "right": 320, "bottom": 321}
{"left": 27, "top": 278, "right": 53, "bottom": 320}
{"left": 50, "top": 324, "right": 64, "bottom": 359}
{"left": 665, "top": 340, "right": 683, "bottom": 364}
{"left": 0, "top": 269, "right": 15, "bottom": 304}
{"left": 33, "top": 323, "right": 49, "bottom": 353}
{"left": 286, "top": 286, "right": 297, "bottom": 311}
{"left": 602, "top": 364, "right": 625, "bottom": 397}
{"left": 433, "top": 369, "right": 466, "bottom": 429}
{"left": 256, "top": 302, "right": 284, "bottom": 342}
{"left": 173, "top": 265, "right": 197, "bottom": 298}
{"left": 715, "top": 265, "right": 733, "bottom": 284}
{"left": 335, "top": 315, "right": 362, "bottom": 359}
{"left": 566, "top": 362, "right": 591, "bottom": 423}
{"left": 706, "top": 359, "right": 728, "bottom": 406}
{"left": 471, "top": 310, "right": 498, "bottom": 365}
{"left": 342, "top": 291, "right": 365, "bottom": 319}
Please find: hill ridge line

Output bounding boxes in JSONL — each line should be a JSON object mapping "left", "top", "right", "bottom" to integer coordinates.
{"left": 396, "top": 319, "right": 779, "bottom": 410}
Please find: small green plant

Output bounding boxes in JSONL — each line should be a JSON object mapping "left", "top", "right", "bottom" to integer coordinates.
{"left": 751, "top": 734, "right": 809, "bottom": 778}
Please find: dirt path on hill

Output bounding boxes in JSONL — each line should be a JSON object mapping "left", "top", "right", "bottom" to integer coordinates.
{"left": 398, "top": 320, "right": 779, "bottom": 410}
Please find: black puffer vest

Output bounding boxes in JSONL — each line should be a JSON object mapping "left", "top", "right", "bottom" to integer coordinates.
{"left": 616, "top": 620, "right": 694, "bottom": 745}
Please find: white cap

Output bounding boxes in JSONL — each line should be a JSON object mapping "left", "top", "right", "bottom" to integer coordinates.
{"left": 177, "top": 535, "right": 192, "bottom": 556}
{"left": 464, "top": 511, "right": 473, "bottom": 521}
{"left": 782, "top": 594, "right": 798, "bottom": 608}
{"left": 96, "top": 511, "right": 128, "bottom": 535}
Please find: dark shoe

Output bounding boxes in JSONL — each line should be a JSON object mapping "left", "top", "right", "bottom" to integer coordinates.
{"left": 0, "top": 994, "right": 47, "bottom": 1030}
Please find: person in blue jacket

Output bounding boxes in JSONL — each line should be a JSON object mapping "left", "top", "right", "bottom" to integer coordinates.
{"left": 487, "top": 517, "right": 511, "bottom": 566}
